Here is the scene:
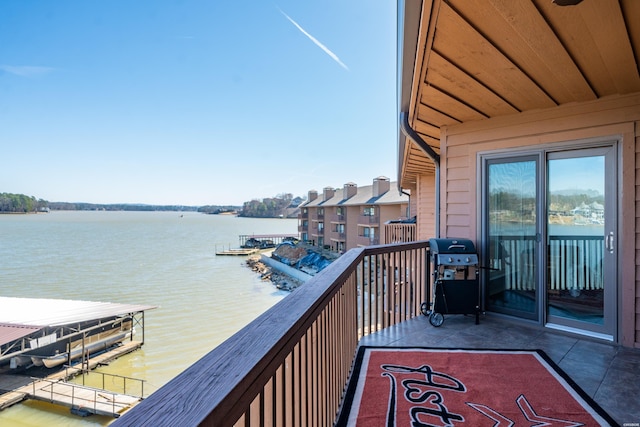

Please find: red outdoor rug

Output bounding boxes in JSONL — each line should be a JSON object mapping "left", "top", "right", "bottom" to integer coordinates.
{"left": 336, "top": 347, "right": 619, "bottom": 427}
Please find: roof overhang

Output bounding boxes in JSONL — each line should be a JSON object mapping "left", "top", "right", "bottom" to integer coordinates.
{"left": 397, "top": 0, "right": 640, "bottom": 190}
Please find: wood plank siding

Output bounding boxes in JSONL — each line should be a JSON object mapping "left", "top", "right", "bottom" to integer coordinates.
{"left": 398, "top": 0, "right": 640, "bottom": 347}
{"left": 416, "top": 174, "right": 435, "bottom": 239}
{"left": 439, "top": 95, "right": 640, "bottom": 347}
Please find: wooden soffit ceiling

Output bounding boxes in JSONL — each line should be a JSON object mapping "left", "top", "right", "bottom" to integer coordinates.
{"left": 400, "top": 0, "right": 640, "bottom": 188}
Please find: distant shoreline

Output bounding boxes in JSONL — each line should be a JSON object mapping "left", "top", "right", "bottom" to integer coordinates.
{"left": 0, "top": 212, "right": 41, "bottom": 215}
{"left": 0, "top": 210, "right": 299, "bottom": 219}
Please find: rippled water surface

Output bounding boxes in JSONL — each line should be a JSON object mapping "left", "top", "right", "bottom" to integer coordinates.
{"left": 0, "top": 211, "right": 295, "bottom": 426}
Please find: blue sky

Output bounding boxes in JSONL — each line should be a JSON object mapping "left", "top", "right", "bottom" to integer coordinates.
{"left": 0, "top": 1, "right": 397, "bottom": 206}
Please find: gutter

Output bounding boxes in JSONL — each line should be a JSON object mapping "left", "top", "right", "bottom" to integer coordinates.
{"left": 400, "top": 189, "right": 411, "bottom": 217}
{"left": 399, "top": 111, "right": 441, "bottom": 238}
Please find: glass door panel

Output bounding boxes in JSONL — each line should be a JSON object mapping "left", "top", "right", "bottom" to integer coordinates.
{"left": 486, "top": 158, "right": 539, "bottom": 320}
{"left": 546, "top": 148, "right": 615, "bottom": 336}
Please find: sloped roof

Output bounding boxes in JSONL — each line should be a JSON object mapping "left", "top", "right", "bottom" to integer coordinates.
{"left": 304, "top": 195, "right": 327, "bottom": 207}
{"left": 0, "top": 297, "right": 157, "bottom": 328}
{"left": 301, "top": 182, "right": 408, "bottom": 208}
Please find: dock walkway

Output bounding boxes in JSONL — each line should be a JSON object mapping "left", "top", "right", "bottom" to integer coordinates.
{"left": 215, "top": 248, "right": 259, "bottom": 256}
{"left": 0, "top": 341, "right": 144, "bottom": 417}
{"left": 30, "top": 378, "right": 141, "bottom": 417}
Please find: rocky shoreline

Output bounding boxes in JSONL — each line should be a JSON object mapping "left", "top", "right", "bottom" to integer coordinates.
{"left": 244, "top": 242, "right": 338, "bottom": 292}
{"left": 245, "top": 256, "right": 303, "bottom": 291}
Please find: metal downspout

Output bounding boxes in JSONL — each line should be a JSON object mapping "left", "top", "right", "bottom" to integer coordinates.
{"left": 399, "top": 111, "right": 441, "bottom": 238}
{"left": 401, "top": 189, "right": 411, "bottom": 217}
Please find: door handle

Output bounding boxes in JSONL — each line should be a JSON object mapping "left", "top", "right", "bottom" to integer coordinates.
{"left": 605, "top": 231, "right": 614, "bottom": 254}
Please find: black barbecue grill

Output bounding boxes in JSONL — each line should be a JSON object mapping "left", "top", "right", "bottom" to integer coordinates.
{"left": 421, "top": 238, "right": 481, "bottom": 327}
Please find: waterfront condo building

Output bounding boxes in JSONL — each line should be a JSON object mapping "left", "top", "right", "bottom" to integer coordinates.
{"left": 298, "top": 176, "right": 410, "bottom": 253}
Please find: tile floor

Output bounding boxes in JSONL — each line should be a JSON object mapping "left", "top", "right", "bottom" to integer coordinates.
{"left": 359, "top": 313, "right": 640, "bottom": 426}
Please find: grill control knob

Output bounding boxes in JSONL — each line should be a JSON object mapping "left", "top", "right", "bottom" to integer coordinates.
{"left": 448, "top": 257, "right": 453, "bottom": 263}
{"left": 465, "top": 257, "right": 471, "bottom": 263}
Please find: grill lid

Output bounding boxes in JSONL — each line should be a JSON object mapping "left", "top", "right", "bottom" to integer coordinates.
{"left": 429, "top": 238, "right": 476, "bottom": 254}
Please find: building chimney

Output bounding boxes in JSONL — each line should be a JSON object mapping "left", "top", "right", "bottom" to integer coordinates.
{"left": 323, "top": 186, "right": 335, "bottom": 201}
{"left": 373, "top": 176, "right": 390, "bottom": 197}
{"left": 308, "top": 190, "right": 318, "bottom": 202}
{"left": 343, "top": 182, "right": 357, "bottom": 199}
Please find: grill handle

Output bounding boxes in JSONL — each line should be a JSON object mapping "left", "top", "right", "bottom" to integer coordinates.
{"left": 447, "top": 244, "right": 467, "bottom": 251}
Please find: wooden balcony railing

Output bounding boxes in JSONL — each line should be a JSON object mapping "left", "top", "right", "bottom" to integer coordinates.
{"left": 113, "top": 241, "right": 431, "bottom": 427}
{"left": 383, "top": 222, "right": 416, "bottom": 244}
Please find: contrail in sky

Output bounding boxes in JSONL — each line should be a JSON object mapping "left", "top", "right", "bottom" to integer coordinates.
{"left": 278, "top": 8, "right": 349, "bottom": 71}
{"left": 0, "top": 65, "right": 55, "bottom": 77}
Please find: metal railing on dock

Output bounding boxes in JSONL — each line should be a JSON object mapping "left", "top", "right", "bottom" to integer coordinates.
{"left": 30, "top": 368, "right": 145, "bottom": 418}
{"left": 238, "top": 234, "right": 298, "bottom": 247}
{"left": 65, "top": 365, "right": 146, "bottom": 398}
{"left": 30, "top": 377, "right": 141, "bottom": 418}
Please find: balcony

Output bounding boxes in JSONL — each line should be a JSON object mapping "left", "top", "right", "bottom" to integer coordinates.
{"left": 383, "top": 222, "right": 416, "bottom": 244}
{"left": 329, "top": 214, "right": 345, "bottom": 223}
{"left": 356, "top": 235, "right": 379, "bottom": 246}
{"left": 114, "top": 240, "right": 639, "bottom": 426}
{"left": 357, "top": 214, "right": 379, "bottom": 225}
{"left": 329, "top": 232, "right": 346, "bottom": 242}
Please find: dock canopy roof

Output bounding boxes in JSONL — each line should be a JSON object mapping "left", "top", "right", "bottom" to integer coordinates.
{"left": 0, "top": 297, "right": 157, "bottom": 329}
{"left": 0, "top": 324, "right": 43, "bottom": 347}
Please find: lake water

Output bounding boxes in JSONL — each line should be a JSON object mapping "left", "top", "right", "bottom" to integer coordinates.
{"left": 0, "top": 211, "right": 296, "bottom": 426}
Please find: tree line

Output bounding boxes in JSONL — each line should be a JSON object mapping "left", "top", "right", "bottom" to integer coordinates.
{"left": 48, "top": 202, "right": 199, "bottom": 212}
{"left": 1, "top": 192, "right": 304, "bottom": 217}
{"left": 239, "top": 193, "right": 301, "bottom": 218}
{"left": 197, "top": 205, "right": 241, "bottom": 214}
{"left": 491, "top": 190, "right": 603, "bottom": 211}
{"left": 0, "top": 193, "right": 48, "bottom": 213}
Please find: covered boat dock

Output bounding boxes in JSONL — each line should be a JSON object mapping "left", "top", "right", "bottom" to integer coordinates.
{"left": 239, "top": 234, "right": 298, "bottom": 248}
{"left": 0, "top": 297, "right": 156, "bottom": 372}
{"left": 0, "top": 297, "right": 156, "bottom": 416}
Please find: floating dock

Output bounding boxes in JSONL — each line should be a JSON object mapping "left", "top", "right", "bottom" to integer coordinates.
{"left": 216, "top": 234, "right": 298, "bottom": 256}
{"left": 215, "top": 248, "right": 259, "bottom": 256}
{"left": 0, "top": 341, "right": 144, "bottom": 417}
{"left": 31, "top": 378, "right": 140, "bottom": 417}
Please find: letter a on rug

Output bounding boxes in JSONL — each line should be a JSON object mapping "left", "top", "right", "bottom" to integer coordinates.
{"left": 336, "top": 347, "right": 619, "bottom": 426}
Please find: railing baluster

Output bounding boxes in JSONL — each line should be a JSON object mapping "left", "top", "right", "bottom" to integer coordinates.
{"left": 113, "top": 241, "right": 431, "bottom": 427}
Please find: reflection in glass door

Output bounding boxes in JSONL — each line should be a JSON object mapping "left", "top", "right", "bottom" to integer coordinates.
{"left": 486, "top": 157, "right": 539, "bottom": 320}
{"left": 546, "top": 148, "right": 615, "bottom": 336}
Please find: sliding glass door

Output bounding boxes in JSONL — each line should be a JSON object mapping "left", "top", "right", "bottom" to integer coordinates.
{"left": 483, "top": 145, "right": 617, "bottom": 338}
{"left": 546, "top": 148, "right": 616, "bottom": 336}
